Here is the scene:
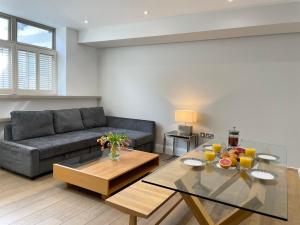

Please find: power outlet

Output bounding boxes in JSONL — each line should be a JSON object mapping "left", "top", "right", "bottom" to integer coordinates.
{"left": 200, "top": 132, "right": 214, "bottom": 139}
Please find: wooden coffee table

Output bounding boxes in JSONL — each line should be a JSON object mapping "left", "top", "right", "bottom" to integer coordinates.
{"left": 53, "top": 150, "right": 159, "bottom": 199}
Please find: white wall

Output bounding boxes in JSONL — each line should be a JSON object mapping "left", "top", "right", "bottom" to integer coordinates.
{"left": 56, "top": 28, "right": 99, "bottom": 96}
{"left": 66, "top": 28, "right": 99, "bottom": 96}
{"left": 98, "top": 33, "right": 300, "bottom": 167}
{"left": 56, "top": 27, "right": 67, "bottom": 95}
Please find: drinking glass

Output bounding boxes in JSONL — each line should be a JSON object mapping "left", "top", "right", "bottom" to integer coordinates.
{"left": 245, "top": 148, "right": 256, "bottom": 158}
{"left": 204, "top": 151, "right": 216, "bottom": 163}
{"left": 239, "top": 156, "right": 253, "bottom": 170}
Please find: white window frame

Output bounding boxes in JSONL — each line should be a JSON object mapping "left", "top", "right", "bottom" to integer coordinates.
{"left": 0, "top": 12, "right": 57, "bottom": 96}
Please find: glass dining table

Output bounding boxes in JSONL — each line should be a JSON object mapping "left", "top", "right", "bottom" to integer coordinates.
{"left": 142, "top": 139, "right": 288, "bottom": 225}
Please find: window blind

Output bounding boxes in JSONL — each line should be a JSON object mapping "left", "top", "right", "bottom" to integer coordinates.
{"left": 0, "top": 44, "right": 12, "bottom": 90}
{"left": 39, "top": 54, "right": 55, "bottom": 91}
{"left": 18, "top": 50, "right": 36, "bottom": 90}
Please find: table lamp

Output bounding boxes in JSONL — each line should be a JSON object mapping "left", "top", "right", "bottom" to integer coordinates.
{"left": 175, "top": 110, "right": 197, "bottom": 135}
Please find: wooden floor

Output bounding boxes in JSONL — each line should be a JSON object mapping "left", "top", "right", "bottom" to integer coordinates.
{"left": 0, "top": 154, "right": 299, "bottom": 225}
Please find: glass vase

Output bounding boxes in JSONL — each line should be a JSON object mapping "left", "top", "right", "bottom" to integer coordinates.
{"left": 109, "top": 145, "right": 120, "bottom": 160}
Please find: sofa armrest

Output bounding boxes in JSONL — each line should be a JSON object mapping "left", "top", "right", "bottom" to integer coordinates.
{"left": 0, "top": 140, "right": 40, "bottom": 178}
{"left": 107, "top": 116, "right": 155, "bottom": 134}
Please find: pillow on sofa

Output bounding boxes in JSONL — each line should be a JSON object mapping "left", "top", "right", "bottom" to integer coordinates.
{"left": 79, "top": 107, "right": 107, "bottom": 128}
{"left": 53, "top": 109, "right": 84, "bottom": 133}
{"left": 11, "top": 111, "right": 55, "bottom": 141}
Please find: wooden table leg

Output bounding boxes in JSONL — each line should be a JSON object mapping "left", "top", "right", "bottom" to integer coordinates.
{"left": 101, "top": 194, "right": 109, "bottom": 200}
{"left": 129, "top": 215, "right": 137, "bottom": 225}
{"left": 180, "top": 193, "right": 215, "bottom": 225}
{"left": 217, "top": 208, "right": 253, "bottom": 225}
{"left": 180, "top": 192, "right": 254, "bottom": 225}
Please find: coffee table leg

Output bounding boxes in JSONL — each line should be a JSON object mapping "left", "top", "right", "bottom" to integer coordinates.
{"left": 101, "top": 194, "right": 109, "bottom": 200}
{"left": 129, "top": 215, "right": 137, "bottom": 225}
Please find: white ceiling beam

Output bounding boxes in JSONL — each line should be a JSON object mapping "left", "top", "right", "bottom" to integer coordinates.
{"left": 79, "top": 2, "right": 300, "bottom": 48}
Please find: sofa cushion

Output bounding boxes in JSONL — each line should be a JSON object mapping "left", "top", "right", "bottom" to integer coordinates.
{"left": 16, "top": 130, "right": 102, "bottom": 160}
{"left": 80, "top": 107, "right": 107, "bottom": 128}
{"left": 88, "top": 127, "right": 153, "bottom": 147}
{"left": 11, "top": 111, "right": 55, "bottom": 141}
{"left": 53, "top": 109, "right": 84, "bottom": 133}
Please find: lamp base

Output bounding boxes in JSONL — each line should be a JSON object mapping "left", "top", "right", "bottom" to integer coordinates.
{"left": 178, "top": 125, "right": 193, "bottom": 136}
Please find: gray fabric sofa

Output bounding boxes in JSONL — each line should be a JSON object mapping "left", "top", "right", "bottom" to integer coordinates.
{"left": 0, "top": 107, "right": 155, "bottom": 178}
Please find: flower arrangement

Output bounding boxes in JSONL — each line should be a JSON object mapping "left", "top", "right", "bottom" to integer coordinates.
{"left": 97, "top": 133, "right": 131, "bottom": 160}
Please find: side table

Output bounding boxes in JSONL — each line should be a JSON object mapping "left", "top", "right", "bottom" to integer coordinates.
{"left": 163, "top": 131, "right": 199, "bottom": 157}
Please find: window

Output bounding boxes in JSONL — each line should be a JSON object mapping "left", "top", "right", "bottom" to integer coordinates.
{"left": 17, "top": 50, "right": 37, "bottom": 90}
{"left": 0, "top": 17, "right": 9, "bottom": 40}
{"left": 16, "top": 45, "right": 56, "bottom": 94}
{"left": 0, "top": 12, "right": 56, "bottom": 95}
{"left": 39, "top": 54, "right": 55, "bottom": 91}
{"left": 17, "top": 21, "right": 54, "bottom": 49}
{"left": 0, "top": 42, "right": 13, "bottom": 93}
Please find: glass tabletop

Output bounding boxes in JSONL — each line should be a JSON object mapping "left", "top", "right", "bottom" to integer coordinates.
{"left": 143, "top": 139, "right": 288, "bottom": 221}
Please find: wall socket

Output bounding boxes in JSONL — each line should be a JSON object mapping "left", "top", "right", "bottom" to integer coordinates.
{"left": 200, "top": 132, "right": 214, "bottom": 139}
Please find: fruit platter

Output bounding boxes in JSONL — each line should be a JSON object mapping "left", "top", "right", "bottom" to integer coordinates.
{"left": 218, "top": 147, "right": 245, "bottom": 169}
{"left": 211, "top": 146, "right": 258, "bottom": 171}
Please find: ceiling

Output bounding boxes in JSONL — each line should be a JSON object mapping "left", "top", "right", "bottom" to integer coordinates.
{"left": 0, "top": 0, "right": 298, "bottom": 29}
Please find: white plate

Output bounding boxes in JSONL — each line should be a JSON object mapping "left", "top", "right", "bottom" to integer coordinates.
{"left": 257, "top": 153, "right": 279, "bottom": 161}
{"left": 181, "top": 158, "right": 205, "bottom": 167}
{"left": 249, "top": 169, "right": 276, "bottom": 180}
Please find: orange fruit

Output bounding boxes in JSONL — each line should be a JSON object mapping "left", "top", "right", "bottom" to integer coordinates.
{"left": 219, "top": 158, "right": 232, "bottom": 169}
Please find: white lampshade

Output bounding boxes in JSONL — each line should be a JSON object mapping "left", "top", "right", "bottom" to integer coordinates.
{"left": 175, "top": 110, "right": 197, "bottom": 123}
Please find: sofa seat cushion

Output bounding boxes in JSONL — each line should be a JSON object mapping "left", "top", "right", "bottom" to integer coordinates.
{"left": 52, "top": 109, "right": 84, "bottom": 134}
{"left": 88, "top": 127, "right": 153, "bottom": 147}
{"left": 16, "top": 130, "right": 101, "bottom": 160}
{"left": 80, "top": 107, "right": 107, "bottom": 128}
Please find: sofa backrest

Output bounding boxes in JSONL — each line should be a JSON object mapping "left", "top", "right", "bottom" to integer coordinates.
{"left": 6, "top": 107, "right": 107, "bottom": 141}
{"left": 52, "top": 108, "right": 84, "bottom": 133}
{"left": 79, "top": 107, "right": 107, "bottom": 129}
{"left": 10, "top": 111, "right": 55, "bottom": 141}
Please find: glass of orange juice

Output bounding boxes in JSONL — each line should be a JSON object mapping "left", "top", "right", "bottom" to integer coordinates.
{"left": 212, "top": 144, "right": 222, "bottom": 153}
{"left": 239, "top": 156, "right": 253, "bottom": 170}
{"left": 245, "top": 148, "right": 256, "bottom": 158}
{"left": 204, "top": 151, "right": 216, "bottom": 163}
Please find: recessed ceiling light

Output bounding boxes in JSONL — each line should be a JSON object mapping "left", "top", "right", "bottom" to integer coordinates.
{"left": 84, "top": 20, "right": 89, "bottom": 24}
{"left": 144, "top": 11, "right": 148, "bottom": 15}
{"left": 228, "top": 0, "right": 233, "bottom": 2}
